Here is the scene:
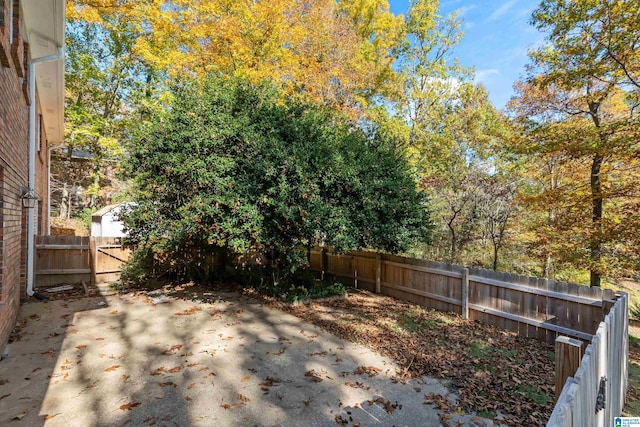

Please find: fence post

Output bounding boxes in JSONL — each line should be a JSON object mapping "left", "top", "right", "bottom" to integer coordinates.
{"left": 320, "top": 248, "right": 327, "bottom": 280}
{"left": 375, "top": 254, "right": 381, "bottom": 294}
{"left": 461, "top": 268, "right": 469, "bottom": 319}
{"left": 89, "top": 237, "right": 96, "bottom": 286}
{"left": 555, "top": 335, "right": 583, "bottom": 403}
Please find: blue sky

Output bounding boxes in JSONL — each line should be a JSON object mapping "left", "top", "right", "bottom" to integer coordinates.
{"left": 388, "top": 0, "right": 544, "bottom": 109}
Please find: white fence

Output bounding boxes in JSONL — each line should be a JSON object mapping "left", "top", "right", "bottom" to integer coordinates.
{"left": 547, "top": 292, "right": 629, "bottom": 426}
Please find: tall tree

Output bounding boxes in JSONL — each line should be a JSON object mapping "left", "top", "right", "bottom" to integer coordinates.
{"left": 509, "top": 0, "right": 640, "bottom": 286}
{"left": 59, "top": 3, "right": 161, "bottom": 216}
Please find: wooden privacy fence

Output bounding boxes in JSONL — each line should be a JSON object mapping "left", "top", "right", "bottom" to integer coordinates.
{"left": 548, "top": 293, "right": 629, "bottom": 426}
{"left": 309, "top": 248, "right": 616, "bottom": 343}
{"left": 35, "top": 236, "right": 130, "bottom": 287}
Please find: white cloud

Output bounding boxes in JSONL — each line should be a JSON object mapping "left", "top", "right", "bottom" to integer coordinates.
{"left": 459, "top": 4, "right": 477, "bottom": 15}
{"left": 475, "top": 68, "right": 500, "bottom": 83}
{"left": 487, "top": 0, "right": 516, "bottom": 22}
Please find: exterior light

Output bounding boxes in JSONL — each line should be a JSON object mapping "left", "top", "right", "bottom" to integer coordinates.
{"left": 20, "top": 187, "right": 38, "bottom": 209}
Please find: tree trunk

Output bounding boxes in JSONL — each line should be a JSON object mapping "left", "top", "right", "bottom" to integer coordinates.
{"left": 544, "top": 255, "right": 553, "bottom": 279}
{"left": 587, "top": 98, "right": 606, "bottom": 288}
{"left": 59, "top": 146, "right": 73, "bottom": 219}
{"left": 60, "top": 183, "right": 70, "bottom": 219}
{"left": 448, "top": 223, "right": 457, "bottom": 263}
{"left": 590, "top": 152, "right": 604, "bottom": 287}
{"left": 492, "top": 241, "right": 499, "bottom": 271}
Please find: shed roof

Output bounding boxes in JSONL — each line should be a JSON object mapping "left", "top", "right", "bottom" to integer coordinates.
{"left": 92, "top": 203, "right": 125, "bottom": 221}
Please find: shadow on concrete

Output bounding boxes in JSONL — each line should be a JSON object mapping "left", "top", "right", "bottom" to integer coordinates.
{"left": 0, "top": 281, "right": 468, "bottom": 426}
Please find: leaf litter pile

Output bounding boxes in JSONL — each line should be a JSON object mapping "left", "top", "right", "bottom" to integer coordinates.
{"left": 254, "top": 289, "right": 555, "bottom": 426}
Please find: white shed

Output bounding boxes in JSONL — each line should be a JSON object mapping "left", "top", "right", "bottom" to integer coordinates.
{"left": 91, "top": 202, "right": 132, "bottom": 237}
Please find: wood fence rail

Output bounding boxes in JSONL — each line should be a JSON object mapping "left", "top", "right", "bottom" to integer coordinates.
{"left": 35, "top": 236, "right": 129, "bottom": 287}
{"left": 547, "top": 293, "right": 629, "bottom": 426}
{"left": 309, "top": 248, "right": 616, "bottom": 343}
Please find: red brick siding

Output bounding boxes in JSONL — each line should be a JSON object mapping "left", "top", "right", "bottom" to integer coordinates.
{"left": 0, "top": 1, "right": 10, "bottom": 67}
{"left": 0, "top": 0, "right": 52, "bottom": 353}
{"left": 0, "top": 0, "right": 30, "bottom": 352}
{"left": 10, "top": 0, "right": 22, "bottom": 78}
{"left": 0, "top": 67, "right": 28, "bottom": 353}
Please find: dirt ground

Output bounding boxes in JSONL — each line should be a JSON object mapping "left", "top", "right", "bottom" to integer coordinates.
{"left": 251, "top": 288, "right": 555, "bottom": 426}
{"left": 0, "top": 283, "right": 497, "bottom": 427}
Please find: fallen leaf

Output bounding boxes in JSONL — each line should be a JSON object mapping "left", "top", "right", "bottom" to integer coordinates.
{"left": 241, "top": 376, "right": 251, "bottom": 383}
{"left": 186, "top": 396, "right": 192, "bottom": 401}
{"left": 151, "top": 366, "right": 182, "bottom": 375}
{"left": 345, "top": 381, "right": 365, "bottom": 389}
{"left": 105, "top": 365, "right": 120, "bottom": 372}
{"left": 304, "top": 370, "right": 323, "bottom": 382}
{"left": 335, "top": 415, "right": 347, "bottom": 426}
{"left": 12, "top": 412, "right": 27, "bottom": 420}
{"left": 259, "top": 376, "right": 281, "bottom": 387}
{"left": 119, "top": 402, "right": 141, "bottom": 411}
{"left": 355, "top": 366, "right": 381, "bottom": 377}
{"left": 157, "top": 381, "right": 176, "bottom": 387}
{"left": 220, "top": 403, "right": 245, "bottom": 410}
{"left": 175, "top": 307, "right": 202, "bottom": 316}
{"left": 162, "top": 344, "right": 183, "bottom": 355}
{"left": 110, "top": 310, "right": 118, "bottom": 315}
{"left": 45, "top": 414, "right": 60, "bottom": 420}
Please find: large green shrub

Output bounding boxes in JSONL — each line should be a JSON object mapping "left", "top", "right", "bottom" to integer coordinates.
{"left": 121, "top": 76, "right": 431, "bottom": 285}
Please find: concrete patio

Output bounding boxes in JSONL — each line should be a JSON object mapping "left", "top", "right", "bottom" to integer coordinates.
{"left": 0, "top": 285, "right": 488, "bottom": 426}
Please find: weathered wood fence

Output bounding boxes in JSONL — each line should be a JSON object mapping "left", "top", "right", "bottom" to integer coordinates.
{"left": 35, "top": 236, "right": 130, "bottom": 287}
{"left": 309, "top": 248, "right": 616, "bottom": 342}
{"left": 309, "top": 248, "right": 629, "bottom": 423}
{"left": 548, "top": 293, "right": 629, "bottom": 426}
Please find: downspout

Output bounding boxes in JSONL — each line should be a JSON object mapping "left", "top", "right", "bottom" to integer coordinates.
{"left": 26, "top": 46, "right": 64, "bottom": 297}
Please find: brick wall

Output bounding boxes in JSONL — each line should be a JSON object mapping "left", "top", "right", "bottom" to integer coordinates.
{"left": 0, "top": 0, "right": 48, "bottom": 353}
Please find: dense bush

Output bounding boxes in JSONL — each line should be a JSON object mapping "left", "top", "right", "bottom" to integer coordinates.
{"left": 121, "top": 75, "right": 432, "bottom": 286}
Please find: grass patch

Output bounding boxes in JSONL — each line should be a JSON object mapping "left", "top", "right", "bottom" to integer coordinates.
{"left": 478, "top": 410, "right": 495, "bottom": 418}
{"left": 516, "top": 385, "right": 552, "bottom": 406}
{"left": 498, "top": 348, "right": 518, "bottom": 359}
{"left": 397, "top": 315, "right": 437, "bottom": 333}
{"left": 469, "top": 342, "right": 494, "bottom": 359}
{"left": 622, "top": 360, "right": 640, "bottom": 417}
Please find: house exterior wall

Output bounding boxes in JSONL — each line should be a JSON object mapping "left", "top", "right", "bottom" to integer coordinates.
{"left": 0, "top": 0, "right": 49, "bottom": 353}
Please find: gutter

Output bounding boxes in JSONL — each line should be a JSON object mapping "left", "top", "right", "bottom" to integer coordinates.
{"left": 26, "top": 45, "right": 64, "bottom": 297}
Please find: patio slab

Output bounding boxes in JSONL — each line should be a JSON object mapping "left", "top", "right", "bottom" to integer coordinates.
{"left": 0, "top": 286, "right": 488, "bottom": 426}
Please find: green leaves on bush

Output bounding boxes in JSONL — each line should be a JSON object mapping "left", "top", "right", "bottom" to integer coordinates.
{"left": 122, "top": 76, "right": 432, "bottom": 285}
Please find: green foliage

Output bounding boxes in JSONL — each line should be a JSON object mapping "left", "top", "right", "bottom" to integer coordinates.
{"left": 255, "top": 274, "right": 348, "bottom": 304}
{"left": 72, "top": 207, "right": 98, "bottom": 231}
{"left": 122, "top": 75, "right": 432, "bottom": 285}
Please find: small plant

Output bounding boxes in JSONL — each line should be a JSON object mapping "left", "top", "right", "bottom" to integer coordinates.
{"left": 630, "top": 294, "right": 640, "bottom": 320}
{"left": 516, "top": 385, "right": 551, "bottom": 405}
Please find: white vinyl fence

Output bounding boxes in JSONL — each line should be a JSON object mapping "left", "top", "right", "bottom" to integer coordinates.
{"left": 547, "top": 292, "right": 629, "bottom": 426}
